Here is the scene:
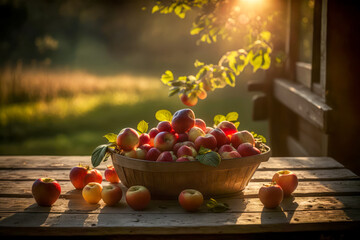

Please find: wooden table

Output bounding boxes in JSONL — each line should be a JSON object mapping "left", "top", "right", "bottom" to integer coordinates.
{"left": 0, "top": 156, "right": 359, "bottom": 239}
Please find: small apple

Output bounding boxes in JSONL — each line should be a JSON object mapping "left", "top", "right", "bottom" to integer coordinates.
{"left": 194, "top": 118, "right": 207, "bottom": 132}
{"left": 209, "top": 128, "right": 229, "bottom": 148}
{"left": 139, "top": 133, "right": 151, "bottom": 146}
{"left": 101, "top": 183, "right": 123, "bottom": 206}
{"left": 173, "top": 141, "right": 196, "bottom": 155}
{"left": 126, "top": 185, "right": 151, "bottom": 211}
{"left": 231, "top": 130, "right": 255, "bottom": 148}
{"left": 116, "top": 128, "right": 139, "bottom": 151}
{"left": 176, "top": 156, "right": 196, "bottom": 162}
{"left": 104, "top": 165, "right": 120, "bottom": 183}
{"left": 82, "top": 182, "right": 103, "bottom": 204}
{"left": 237, "top": 143, "right": 261, "bottom": 157}
{"left": 32, "top": 178, "right": 61, "bottom": 206}
{"left": 205, "top": 126, "right": 214, "bottom": 134}
{"left": 83, "top": 168, "right": 103, "bottom": 186}
{"left": 220, "top": 150, "right": 241, "bottom": 159}
{"left": 139, "top": 143, "right": 152, "bottom": 152}
{"left": 157, "top": 121, "right": 173, "bottom": 133}
{"left": 124, "top": 149, "right": 137, "bottom": 158}
{"left": 156, "top": 151, "right": 177, "bottom": 162}
{"left": 272, "top": 170, "right": 298, "bottom": 196}
{"left": 180, "top": 93, "right": 198, "bottom": 107}
{"left": 218, "top": 144, "right": 236, "bottom": 155}
{"left": 154, "top": 131, "right": 177, "bottom": 151}
{"left": 69, "top": 165, "right": 88, "bottom": 189}
{"left": 194, "top": 133, "right": 217, "bottom": 151}
{"left": 171, "top": 108, "right": 196, "bottom": 134}
{"left": 177, "top": 145, "right": 197, "bottom": 158}
{"left": 146, "top": 147, "right": 162, "bottom": 161}
{"left": 178, "top": 189, "right": 204, "bottom": 212}
{"left": 197, "top": 89, "right": 207, "bottom": 100}
{"left": 217, "top": 121, "right": 237, "bottom": 136}
{"left": 135, "top": 148, "right": 147, "bottom": 160}
{"left": 177, "top": 133, "right": 189, "bottom": 142}
{"left": 258, "top": 182, "right": 284, "bottom": 209}
{"left": 188, "top": 127, "right": 205, "bottom": 142}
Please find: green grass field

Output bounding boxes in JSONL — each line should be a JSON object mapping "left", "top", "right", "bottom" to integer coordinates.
{"left": 0, "top": 68, "right": 268, "bottom": 155}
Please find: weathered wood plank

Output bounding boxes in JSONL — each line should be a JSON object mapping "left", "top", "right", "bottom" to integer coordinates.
{"left": 1, "top": 180, "right": 359, "bottom": 199}
{"left": 0, "top": 210, "right": 359, "bottom": 236}
{"left": 0, "top": 156, "right": 345, "bottom": 170}
{"left": 0, "top": 196, "right": 359, "bottom": 214}
{"left": 1, "top": 168, "right": 356, "bottom": 182}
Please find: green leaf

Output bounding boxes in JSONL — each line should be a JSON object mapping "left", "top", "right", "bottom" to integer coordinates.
{"left": 169, "top": 87, "right": 180, "bottom": 96}
{"left": 198, "top": 146, "right": 212, "bottom": 155}
{"left": 137, "top": 120, "right": 148, "bottom": 134}
{"left": 103, "top": 133, "right": 117, "bottom": 143}
{"left": 155, "top": 109, "right": 173, "bottom": 122}
{"left": 161, "top": 70, "right": 174, "bottom": 85}
{"left": 196, "top": 151, "right": 221, "bottom": 167}
{"left": 260, "top": 30, "right": 271, "bottom": 42}
{"left": 214, "top": 114, "right": 226, "bottom": 125}
{"left": 206, "top": 198, "right": 230, "bottom": 212}
{"left": 234, "top": 121, "right": 240, "bottom": 129}
{"left": 226, "top": 112, "right": 239, "bottom": 122}
{"left": 190, "top": 26, "right": 204, "bottom": 35}
{"left": 91, "top": 144, "right": 109, "bottom": 168}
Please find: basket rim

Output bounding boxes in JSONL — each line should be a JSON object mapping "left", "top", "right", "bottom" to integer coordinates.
{"left": 110, "top": 145, "right": 271, "bottom": 172}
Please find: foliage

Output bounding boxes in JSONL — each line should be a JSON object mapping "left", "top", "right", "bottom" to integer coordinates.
{"left": 151, "top": 0, "right": 276, "bottom": 104}
{"left": 213, "top": 111, "right": 240, "bottom": 128}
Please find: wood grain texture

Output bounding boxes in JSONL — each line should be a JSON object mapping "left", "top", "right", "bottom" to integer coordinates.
{"left": 0, "top": 156, "right": 359, "bottom": 236}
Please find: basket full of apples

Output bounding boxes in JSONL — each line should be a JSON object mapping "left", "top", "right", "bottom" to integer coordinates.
{"left": 92, "top": 108, "right": 271, "bottom": 199}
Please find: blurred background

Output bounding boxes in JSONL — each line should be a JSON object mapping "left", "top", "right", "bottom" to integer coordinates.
{"left": 0, "top": 0, "right": 270, "bottom": 155}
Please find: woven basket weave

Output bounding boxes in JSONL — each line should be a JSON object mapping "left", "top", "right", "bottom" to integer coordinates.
{"left": 110, "top": 146, "right": 271, "bottom": 199}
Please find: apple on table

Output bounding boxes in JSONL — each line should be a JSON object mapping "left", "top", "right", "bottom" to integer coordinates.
{"left": 82, "top": 182, "right": 103, "bottom": 204}
{"left": 101, "top": 183, "right": 123, "bottom": 206}
{"left": 32, "top": 178, "right": 61, "bottom": 207}
{"left": 272, "top": 170, "right": 298, "bottom": 196}
{"left": 126, "top": 185, "right": 151, "bottom": 211}
{"left": 178, "top": 189, "right": 204, "bottom": 212}
{"left": 258, "top": 182, "right": 283, "bottom": 209}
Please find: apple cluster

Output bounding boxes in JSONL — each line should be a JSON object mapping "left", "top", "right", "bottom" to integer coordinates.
{"left": 116, "top": 108, "right": 262, "bottom": 162}
{"left": 258, "top": 170, "right": 298, "bottom": 208}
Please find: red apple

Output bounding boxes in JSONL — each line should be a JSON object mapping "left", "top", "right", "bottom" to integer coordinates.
{"left": 217, "top": 121, "right": 237, "bottom": 136}
{"left": 154, "top": 131, "right": 177, "bottom": 151}
{"left": 116, "top": 128, "right": 139, "bottom": 151}
{"left": 194, "top": 133, "right": 217, "bottom": 151}
{"left": 176, "top": 156, "right": 196, "bottom": 162}
{"left": 82, "top": 182, "right": 103, "bottom": 204}
{"left": 197, "top": 89, "right": 207, "bottom": 100}
{"left": 173, "top": 141, "right": 196, "bottom": 155}
{"left": 231, "top": 130, "right": 255, "bottom": 148}
{"left": 171, "top": 108, "right": 196, "bottom": 134}
{"left": 218, "top": 144, "right": 236, "bottom": 155}
{"left": 178, "top": 189, "right": 204, "bottom": 212}
{"left": 139, "top": 143, "right": 152, "bottom": 152}
{"left": 146, "top": 147, "right": 162, "bottom": 161}
{"left": 180, "top": 93, "right": 198, "bottom": 107}
{"left": 101, "top": 183, "right": 123, "bottom": 206}
{"left": 209, "top": 128, "right": 229, "bottom": 148}
{"left": 156, "top": 151, "right": 177, "bottom": 162}
{"left": 104, "top": 165, "right": 120, "bottom": 183}
{"left": 157, "top": 121, "right": 173, "bottom": 132}
{"left": 149, "top": 128, "right": 160, "bottom": 139}
{"left": 258, "top": 182, "right": 284, "bottom": 208}
{"left": 237, "top": 143, "right": 261, "bottom": 157}
{"left": 32, "top": 178, "right": 61, "bottom": 206}
{"left": 126, "top": 185, "right": 151, "bottom": 210}
{"left": 177, "top": 145, "right": 197, "bottom": 158}
{"left": 194, "top": 118, "right": 207, "bottom": 132}
{"left": 220, "top": 150, "right": 241, "bottom": 159}
{"left": 83, "top": 168, "right": 103, "bottom": 186}
{"left": 69, "top": 165, "right": 88, "bottom": 190}
{"left": 139, "top": 133, "right": 151, "bottom": 146}
{"left": 272, "top": 170, "right": 298, "bottom": 196}
{"left": 177, "top": 133, "right": 189, "bottom": 142}
{"left": 188, "top": 127, "right": 205, "bottom": 142}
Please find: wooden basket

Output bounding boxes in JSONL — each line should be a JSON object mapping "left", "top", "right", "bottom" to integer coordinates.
{"left": 110, "top": 146, "right": 271, "bottom": 199}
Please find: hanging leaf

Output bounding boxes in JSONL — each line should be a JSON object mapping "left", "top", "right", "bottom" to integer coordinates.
{"left": 91, "top": 144, "right": 110, "bottom": 168}
{"left": 137, "top": 120, "right": 149, "bottom": 134}
{"left": 103, "top": 133, "right": 117, "bottom": 143}
{"left": 155, "top": 109, "right": 173, "bottom": 122}
{"left": 214, "top": 114, "right": 226, "bottom": 126}
{"left": 161, "top": 70, "right": 174, "bottom": 85}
